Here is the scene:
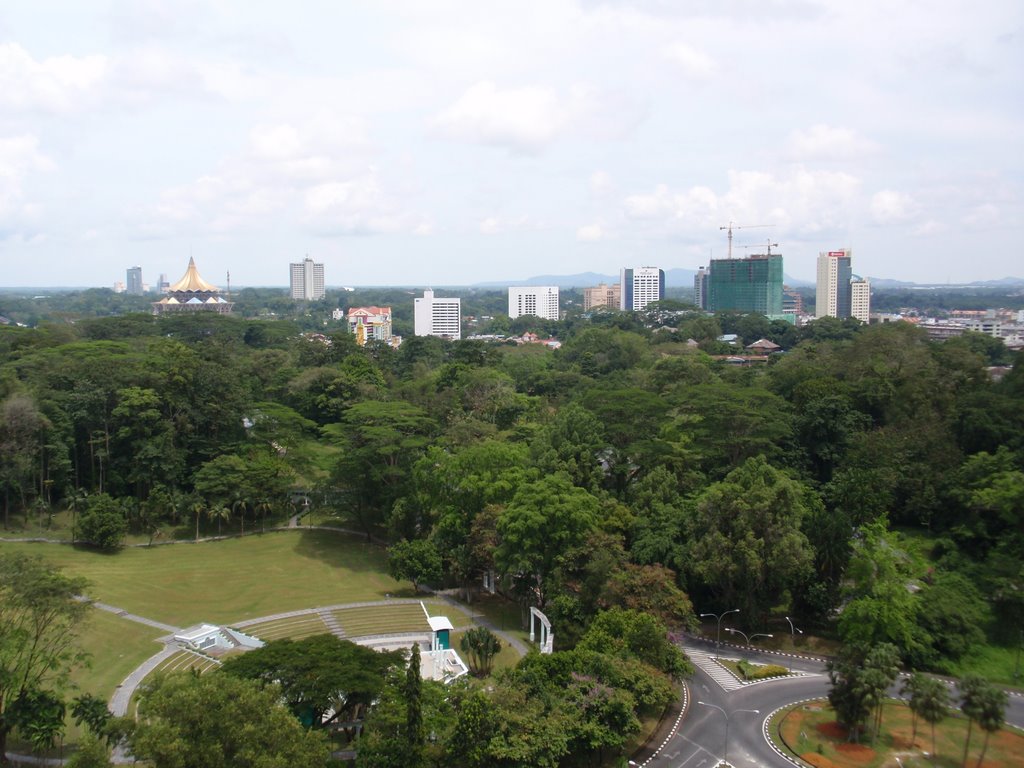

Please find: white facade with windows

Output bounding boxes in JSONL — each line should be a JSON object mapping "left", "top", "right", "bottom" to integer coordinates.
{"left": 851, "top": 277, "right": 871, "bottom": 324}
{"left": 619, "top": 266, "right": 664, "bottom": 311}
{"left": 289, "top": 257, "right": 325, "bottom": 300}
{"left": 414, "top": 289, "right": 461, "bottom": 340}
{"left": 508, "top": 286, "right": 559, "bottom": 320}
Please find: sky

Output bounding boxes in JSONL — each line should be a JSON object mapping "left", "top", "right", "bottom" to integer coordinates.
{"left": 0, "top": 0, "right": 1021, "bottom": 288}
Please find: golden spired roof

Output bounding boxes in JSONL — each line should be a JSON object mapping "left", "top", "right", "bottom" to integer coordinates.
{"left": 168, "top": 257, "right": 219, "bottom": 293}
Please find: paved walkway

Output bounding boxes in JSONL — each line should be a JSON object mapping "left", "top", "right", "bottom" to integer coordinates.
{"left": 89, "top": 600, "right": 181, "bottom": 634}
{"left": 109, "top": 645, "right": 180, "bottom": 716}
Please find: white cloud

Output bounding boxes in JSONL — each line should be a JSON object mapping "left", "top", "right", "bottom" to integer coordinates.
{"left": 962, "top": 203, "right": 999, "bottom": 227}
{"left": 576, "top": 223, "right": 605, "bottom": 241}
{"left": 430, "top": 80, "right": 643, "bottom": 153}
{"left": 870, "top": 189, "right": 919, "bottom": 224}
{"left": 786, "top": 124, "right": 878, "bottom": 162}
{"left": 590, "top": 170, "right": 614, "bottom": 196}
{"left": 663, "top": 42, "right": 717, "bottom": 78}
{"left": 430, "top": 81, "right": 572, "bottom": 154}
{"left": 623, "top": 167, "right": 862, "bottom": 238}
{"left": 0, "top": 43, "right": 108, "bottom": 113}
{"left": 0, "top": 134, "right": 54, "bottom": 234}
{"left": 479, "top": 217, "right": 501, "bottom": 235}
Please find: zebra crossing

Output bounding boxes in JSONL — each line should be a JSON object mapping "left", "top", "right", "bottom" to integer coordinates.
{"left": 684, "top": 646, "right": 745, "bottom": 691}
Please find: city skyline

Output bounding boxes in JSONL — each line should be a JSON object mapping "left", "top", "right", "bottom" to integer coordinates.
{"left": 1, "top": 2, "right": 1021, "bottom": 288}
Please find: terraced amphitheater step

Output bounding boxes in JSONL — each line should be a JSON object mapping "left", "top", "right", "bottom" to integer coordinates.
{"left": 318, "top": 610, "right": 347, "bottom": 638}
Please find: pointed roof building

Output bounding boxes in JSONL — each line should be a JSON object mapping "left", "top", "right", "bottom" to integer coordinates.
{"left": 152, "top": 258, "right": 233, "bottom": 315}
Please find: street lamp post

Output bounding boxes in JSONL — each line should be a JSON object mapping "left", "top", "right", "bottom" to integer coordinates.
{"left": 700, "top": 609, "right": 739, "bottom": 657}
{"left": 724, "top": 628, "right": 773, "bottom": 647}
{"left": 784, "top": 616, "right": 803, "bottom": 673}
{"left": 697, "top": 701, "right": 760, "bottom": 767}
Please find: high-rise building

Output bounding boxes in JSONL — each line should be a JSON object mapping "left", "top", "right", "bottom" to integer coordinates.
{"left": 619, "top": 267, "right": 665, "bottom": 311}
{"left": 158, "top": 273, "right": 169, "bottom": 293}
{"left": 851, "top": 277, "right": 871, "bottom": 324}
{"left": 816, "top": 250, "right": 853, "bottom": 319}
{"left": 782, "top": 285, "right": 804, "bottom": 315}
{"left": 290, "top": 257, "right": 325, "bottom": 301}
{"left": 348, "top": 306, "right": 395, "bottom": 346}
{"left": 414, "top": 289, "right": 461, "bottom": 340}
{"left": 693, "top": 267, "right": 709, "bottom": 309}
{"left": 708, "top": 253, "right": 784, "bottom": 316}
{"left": 582, "top": 283, "right": 620, "bottom": 311}
{"left": 126, "top": 266, "right": 144, "bottom": 296}
{"left": 508, "top": 286, "right": 559, "bottom": 320}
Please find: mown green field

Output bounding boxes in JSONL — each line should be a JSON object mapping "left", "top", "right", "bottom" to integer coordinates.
{"left": 0, "top": 529, "right": 405, "bottom": 627}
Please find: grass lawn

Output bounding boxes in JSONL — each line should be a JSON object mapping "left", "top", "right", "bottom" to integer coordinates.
{"left": 774, "top": 698, "right": 1024, "bottom": 768}
{"left": 0, "top": 529, "right": 405, "bottom": 627}
{"left": 947, "top": 644, "right": 1024, "bottom": 689}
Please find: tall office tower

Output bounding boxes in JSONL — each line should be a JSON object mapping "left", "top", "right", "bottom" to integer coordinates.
{"left": 850, "top": 277, "right": 871, "bottom": 324}
{"left": 815, "top": 249, "right": 853, "bottom": 319}
{"left": 707, "top": 253, "right": 784, "bottom": 316}
{"left": 414, "top": 289, "right": 461, "bottom": 340}
{"left": 619, "top": 267, "right": 665, "bottom": 311}
{"left": 582, "top": 283, "right": 621, "bottom": 311}
{"left": 508, "top": 286, "right": 559, "bottom": 320}
{"left": 158, "top": 273, "right": 170, "bottom": 293}
{"left": 126, "top": 266, "right": 144, "bottom": 295}
{"left": 290, "top": 257, "right": 326, "bottom": 300}
{"left": 693, "top": 267, "right": 709, "bottom": 309}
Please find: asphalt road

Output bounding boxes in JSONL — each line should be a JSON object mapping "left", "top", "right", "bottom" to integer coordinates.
{"left": 635, "top": 636, "right": 1024, "bottom": 768}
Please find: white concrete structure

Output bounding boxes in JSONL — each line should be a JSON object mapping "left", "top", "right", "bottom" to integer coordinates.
{"left": 851, "top": 276, "right": 871, "bottom": 324}
{"left": 816, "top": 249, "right": 852, "bottom": 319}
{"left": 414, "top": 289, "right": 461, "bottom": 340}
{"left": 290, "top": 257, "right": 325, "bottom": 300}
{"left": 529, "top": 606, "right": 554, "bottom": 654}
{"left": 619, "top": 266, "right": 664, "bottom": 311}
{"left": 508, "top": 286, "right": 559, "bottom": 320}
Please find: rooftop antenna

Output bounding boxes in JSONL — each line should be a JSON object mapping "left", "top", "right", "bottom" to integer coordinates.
{"left": 719, "top": 222, "right": 773, "bottom": 259}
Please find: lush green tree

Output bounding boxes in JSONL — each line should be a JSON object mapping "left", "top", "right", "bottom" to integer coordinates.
{"left": 459, "top": 627, "right": 502, "bottom": 676}
{"left": 0, "top": 393, "right": 50, "bottom": 524}
{"left": 576, "top": 608, "right": 691, "bottom": 679}
{"left": 404, "top": 644, "right": 425, "bottom": 768}
{"left": 0, "top": 553, "right": 89, "bottom": 760}
{"left": 66, "top": 734, "right": 113, "bottom": 767}
{"left": 826, "top": 642, "right": 900, "bottom": 743}
{"left": 221, "top": 634, "right": 400, "bottom": 729}
{"left": 443, "top": 688, "right": 496, "bottom": 768}
{"left": 387, "top": 539, "right": 443, "bottom": 594}
{"left": 686, "top": 456, "right": 815, "bottom": 622}
{"left": 128, "top": 673, "right": 329, "bottom": 768}
{"left": 77, "top": 493, "right": 128, "bottom": 550}
{"left": 838, "top": 522, "right": 928, "bottom": 663}
{"left": 495, "top": 474, "right": 601, "bottom": 607}
{"left": 326, "top": 400, "right": 435, "bottom": 537}
{"left": 917, "top": 572, "right": 988, "bottom": 665}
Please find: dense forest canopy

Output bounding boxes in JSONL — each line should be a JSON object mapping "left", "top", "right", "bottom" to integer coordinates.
{"left": 1, "top": 288, "right": 1023, "bottom": 764}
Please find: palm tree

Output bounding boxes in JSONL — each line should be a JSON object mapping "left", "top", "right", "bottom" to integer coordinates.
{"left": 901, "top": 672, "right": 926, "bottom": 748}
{"left": 959, "top": 675, "right": 987, "bottom": 767}
{"left": 256, "top": 498, "right": 273, "bottom": 533}
{"left": 973, "top": 685, "right": 1007, "bottom": 767}
{"left": 459, "top": 627, "right": 502, "bottom": 676}
{"left": 208, "top": 505, "right": 231, "bottom": 536}
{"left": 232, "top": 495, "right": 249, "bottom": 536}
{"left": 65, "top": 487, "right": 88, "bottom": 543}
{"left": 916, "top": 675, "right": 949, "bottom": 759}
{"left": 190, "top": 499, "right": 206, "bottom": 542}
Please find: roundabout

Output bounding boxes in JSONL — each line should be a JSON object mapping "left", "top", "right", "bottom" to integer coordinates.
{"left": 632, "top": 636, "right": 1024, "bottom": 768}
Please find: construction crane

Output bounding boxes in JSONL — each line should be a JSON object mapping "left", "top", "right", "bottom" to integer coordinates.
{"left": 738, "top": 240, "right": 779, "bottom": 256}
{"left": 719, "top": 222, "right": 773, "bottom": 259}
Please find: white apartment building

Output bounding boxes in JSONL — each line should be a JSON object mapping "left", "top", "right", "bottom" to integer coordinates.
{"left": 290, "top": 257, "right": 325, "bottom": 300}
{"left": 619, "top": 267, "right": 664, "bottom": 311}
{"left": 414, "top": 289, "right": 461, "bottom": 340}
{"left": 851, "top": 277, "right": 871, "bottom": 324}
{"left": 508, "top": 286, "right": 559, "bottom": 320}
{"left": 816, "top": 249, "right": 852, "bottom": 319}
